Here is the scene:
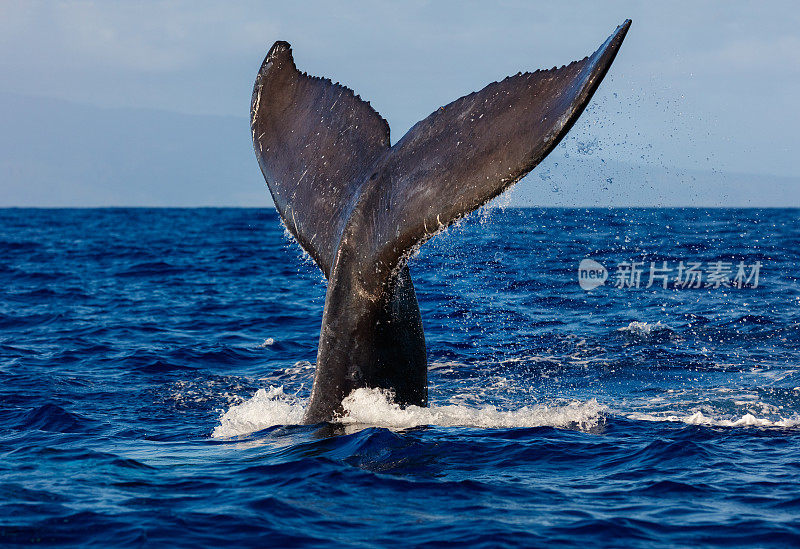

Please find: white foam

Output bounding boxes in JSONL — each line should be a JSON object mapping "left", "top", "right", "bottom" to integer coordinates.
{"left": 340, "top": 388, "right": 606, "bottom": 430}
{"left": 628, "top": 410, "right": 800, "bottom": 429}
{"left": 212, "top": 386, "right": 305, "bottom": 438}
{"left": 212, "top": 386, "right": 606, "bottom": 438}
{"left": 213, "top": 382, "right": 800, "bottom": 438}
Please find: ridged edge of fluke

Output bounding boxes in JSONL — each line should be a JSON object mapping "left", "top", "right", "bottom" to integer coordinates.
{"left": 408, "top": 19, "right": 630, "bottom": 131}
{"left": 251, "top": 40, "right": 390, "bottom": 140}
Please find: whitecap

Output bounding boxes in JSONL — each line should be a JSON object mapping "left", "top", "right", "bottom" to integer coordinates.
{"left": 627, "top": 410, "right": 800, "bottom": 429}
{"left": 257, "top": 337, "right": 275, "bottom": 348}
{"left": 618, "top": 320, "right": 674, "bottom": 337}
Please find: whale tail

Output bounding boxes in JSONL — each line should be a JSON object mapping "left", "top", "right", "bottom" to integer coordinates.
{"left": 251, "top": 20, "right": 631, "bottom": 423}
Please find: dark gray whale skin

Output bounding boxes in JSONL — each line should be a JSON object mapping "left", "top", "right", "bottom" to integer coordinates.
{"left": 251, "top": 20, "right": 631, "bottom": 424}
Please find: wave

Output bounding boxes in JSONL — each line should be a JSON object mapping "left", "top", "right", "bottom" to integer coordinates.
{"left": 19, "top": 403, "right": 96, "bottom": 433}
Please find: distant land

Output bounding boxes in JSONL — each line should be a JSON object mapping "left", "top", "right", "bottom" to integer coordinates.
{"left": 2, "top": 92, "right": 798, "bottom": 208}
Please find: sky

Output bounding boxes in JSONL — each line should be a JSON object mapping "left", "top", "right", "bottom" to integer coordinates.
{"left": 1, "top": 1, "right": 799, "bottom": 207}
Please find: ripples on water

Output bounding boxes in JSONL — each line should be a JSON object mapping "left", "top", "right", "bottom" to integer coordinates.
{"left": 1, "top": 208, "right": 799, "bottom": 546}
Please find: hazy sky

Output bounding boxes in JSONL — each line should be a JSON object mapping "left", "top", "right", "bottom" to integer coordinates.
{"left": 2, "top": 1, "right": 799, "bottom": 206}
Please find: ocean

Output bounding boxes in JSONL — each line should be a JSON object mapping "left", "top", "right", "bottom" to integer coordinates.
{"left": 1, "top": 207, "right": 799, "bottom": 547}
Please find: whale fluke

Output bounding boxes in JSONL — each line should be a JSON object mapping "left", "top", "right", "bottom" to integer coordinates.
{"left": 251, "top": 20, "right": 631, "bottom": 423}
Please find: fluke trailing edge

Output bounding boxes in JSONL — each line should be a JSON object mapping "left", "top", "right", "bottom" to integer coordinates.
{"left": 251, "top": 20, "right": 631, "bottom": 424}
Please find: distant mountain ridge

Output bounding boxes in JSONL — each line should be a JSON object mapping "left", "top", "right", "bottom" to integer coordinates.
{"left": 1, "top": 92, "right": 797, "bottom": 207}
{"left": 0, "top": 92, "right": 266, "bottom": 207}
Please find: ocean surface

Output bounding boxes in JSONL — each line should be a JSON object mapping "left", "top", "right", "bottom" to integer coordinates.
{"left": 1, "top": 207, "right": 799, "bottom": 547}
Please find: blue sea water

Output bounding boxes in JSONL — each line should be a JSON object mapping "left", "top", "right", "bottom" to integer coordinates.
{"left": 1, "top": 207, "right": 799, "bottom": 547}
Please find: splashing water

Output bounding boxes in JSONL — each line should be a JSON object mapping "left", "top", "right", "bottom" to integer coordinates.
{"left": 212, "top": 386, "right": 305, "bottom": 438}
{"left": 211, "top": 387, "right": 606, "bottom": 438}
